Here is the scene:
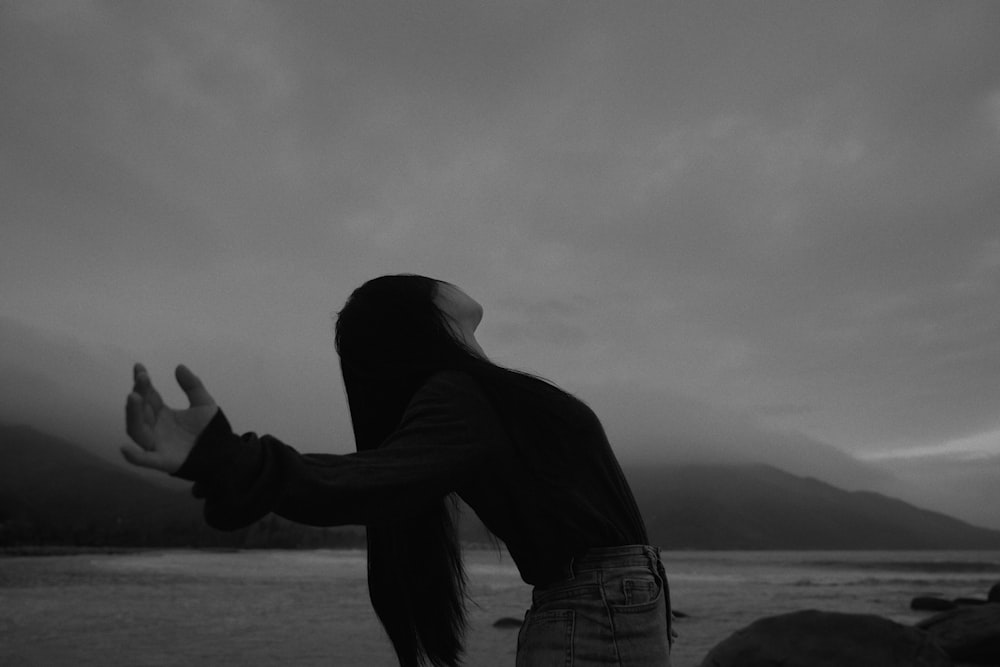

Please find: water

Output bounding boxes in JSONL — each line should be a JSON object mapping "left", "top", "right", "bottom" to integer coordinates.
{"left": 1, "top": 549, "right": 997, "bottom": 666}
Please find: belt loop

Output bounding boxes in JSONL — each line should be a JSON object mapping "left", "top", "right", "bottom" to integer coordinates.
{"left": 565, "top": 554, "right": 576, "bottom": 581}
{"left": 644, "top": 545, "right": 658, "bottom": 573}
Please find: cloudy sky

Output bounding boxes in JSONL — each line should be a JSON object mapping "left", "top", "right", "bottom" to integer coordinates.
{"left": 2, "top": 1, "right": 999, "bottom": 528}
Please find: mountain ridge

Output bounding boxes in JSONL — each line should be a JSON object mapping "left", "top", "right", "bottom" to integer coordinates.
{"left": 3, "top": 422, "right": 999, "bottom": 550}
{"left": 627, "top": 462, "right": 1000, "bottom": 549}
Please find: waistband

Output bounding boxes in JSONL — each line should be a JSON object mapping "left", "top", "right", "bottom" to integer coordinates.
{"left": 559, "top": 544, "right": 661, "bottom": 580}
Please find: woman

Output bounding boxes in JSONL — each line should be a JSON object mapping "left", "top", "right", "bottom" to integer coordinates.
{"left": 123, "top": 274, "right": 672, "bottom": 666}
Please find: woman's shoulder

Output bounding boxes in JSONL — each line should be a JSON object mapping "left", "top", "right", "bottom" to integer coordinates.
{"left": 397, "top": 371, "right": 505, "bottom": 442}
{"left": 413, "top": 369, "right": 499, "bottom": 419}
{"left": 419, "top": 369, "right": 484, "bottom": 399}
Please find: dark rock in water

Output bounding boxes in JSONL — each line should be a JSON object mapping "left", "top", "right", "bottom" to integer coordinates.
{"left": 954, "top": 597, "right": 987, "bottom": 607}
{"left": 493, "top": 617, "right": 523, "bottom": 629}
{"left": 916, "top": 604, "right": 1000, "bottom": 664}
{"left": 988, "top": 582, "right": 1000, "bottom": 603}
{"left": 672, "top": 609, "right": 688, "bottom": 619}
{"left": 912, "top": 596, "right": 957, "bottom": 612}
{"left": 700, "top": 610, "right": 950, "bottom": 667}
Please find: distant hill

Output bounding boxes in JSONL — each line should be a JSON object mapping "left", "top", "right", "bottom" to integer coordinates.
{"left": 0, "top": 423, "right": 197, "bottom": 543}
{"left": 0, "top": 424, "right": 364, "bottom": 548}
{"left": 627, "top": 463, "right": 1000, "bottom": 550}
{"left": 3, "top": 423, "right": 999, "bottom": 550}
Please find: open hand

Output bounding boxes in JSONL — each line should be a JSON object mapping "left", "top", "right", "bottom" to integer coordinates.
{"left": 122, "top": 363, "right": 218, "bottom": 474}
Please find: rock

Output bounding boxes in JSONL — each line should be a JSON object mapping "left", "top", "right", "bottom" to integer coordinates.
{"left": 700, "top": 610, "right": 951, "bottom": 667}
{"left": 917, "top": 604, "right": 1000, "bottom": 664}
{"left": 492, "top": 616, "right": 523, "bottom": 629}
{"left": 912, "top": 596, "right": 958, "bottom": 612}
{"left": 953, "top": 597, "right": 987, "bottom": 607}
{"left": 988, "top": 582, "right": 1000, "bottom": 604}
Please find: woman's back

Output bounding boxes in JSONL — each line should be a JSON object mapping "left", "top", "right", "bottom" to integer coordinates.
{"left": 420, "top": 369, "right": 648, "bottom": 585}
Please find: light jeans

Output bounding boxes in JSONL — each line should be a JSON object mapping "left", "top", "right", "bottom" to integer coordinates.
{"left": 515, "top": 545, "right": 672, "bottom": 666}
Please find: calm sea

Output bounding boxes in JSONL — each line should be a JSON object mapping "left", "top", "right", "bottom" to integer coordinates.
{"left": 2, "top": 549, "right": 998, "bottom": 666}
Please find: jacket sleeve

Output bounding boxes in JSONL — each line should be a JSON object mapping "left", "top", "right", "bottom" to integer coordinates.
{"left": 171, "top": 373, "right": 486, "bottom": 531}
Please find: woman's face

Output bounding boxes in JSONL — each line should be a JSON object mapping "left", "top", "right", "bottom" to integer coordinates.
{"left": 434, "top": 283, "right": 485, "bottom": 355}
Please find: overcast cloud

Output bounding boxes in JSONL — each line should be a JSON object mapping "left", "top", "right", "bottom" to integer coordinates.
{"left": 2, "top": 1, "right": 999, "bottom": 528}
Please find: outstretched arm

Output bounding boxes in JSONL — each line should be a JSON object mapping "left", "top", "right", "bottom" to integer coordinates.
{"left": 122, "top": 367, "right": 491, "bottom": 531}
{"left": 122, "top": 363, "right": 219, "bottom": 474}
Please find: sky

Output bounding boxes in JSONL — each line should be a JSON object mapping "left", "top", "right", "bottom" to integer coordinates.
{"left": 2, "top": 1, "right": 999, "bottom": 528}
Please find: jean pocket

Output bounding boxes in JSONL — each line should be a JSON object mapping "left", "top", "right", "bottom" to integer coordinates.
{"left": 515, "top": 609, "right": 575, "bottom": 667}
{"left": 606, "top": 570, "right": 664, "bottom": 613}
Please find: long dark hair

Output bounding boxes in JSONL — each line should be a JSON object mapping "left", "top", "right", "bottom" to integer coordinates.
{"left": 334, "top": 274, "right": 592, "bottom": 667}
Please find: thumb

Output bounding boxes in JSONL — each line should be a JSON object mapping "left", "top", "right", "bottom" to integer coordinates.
{"left": 175, "top": 364, "right": 215, "bottom": 407}
{"left": 120, "top": 442, "right": 160, "bottom": 470}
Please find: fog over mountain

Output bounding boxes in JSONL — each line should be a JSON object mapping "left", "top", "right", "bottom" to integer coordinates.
{"left": 3, "top": 3, "right": 999, "bottom": 530}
